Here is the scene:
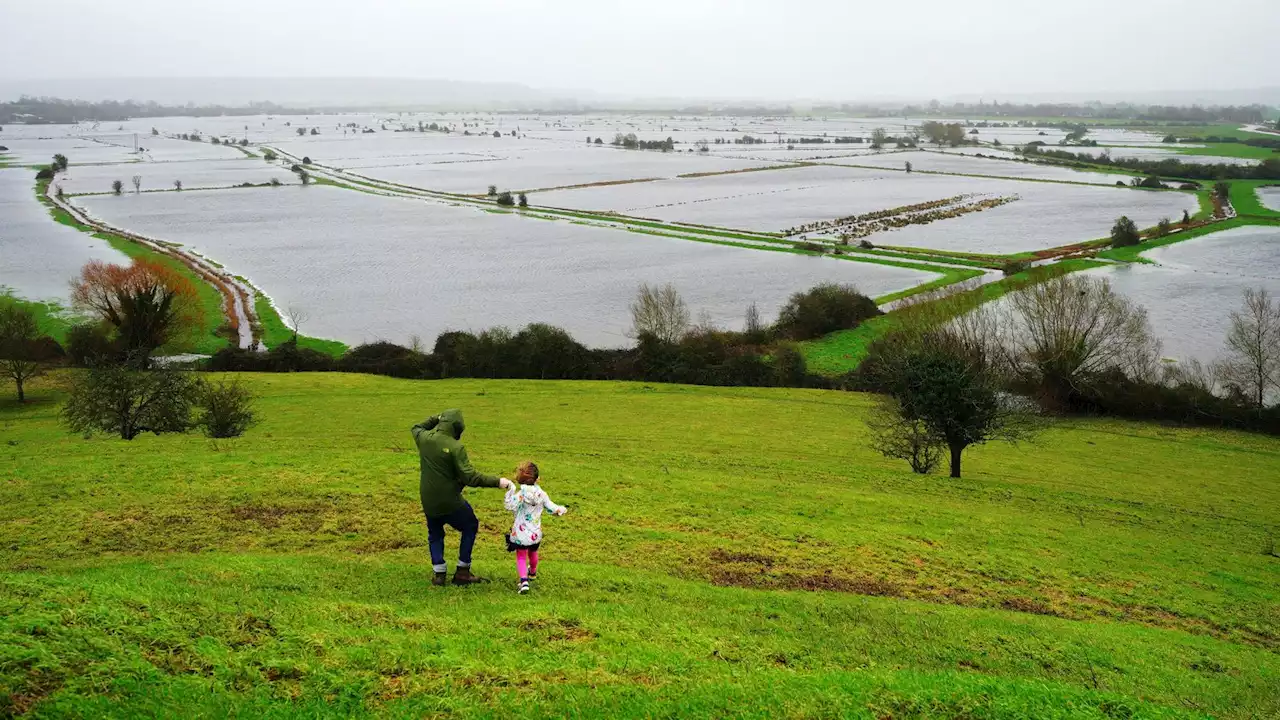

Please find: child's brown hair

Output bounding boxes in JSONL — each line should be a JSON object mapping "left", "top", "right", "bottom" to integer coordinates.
{"left": 515, "top": 461, "right": 540, "bottom": 485}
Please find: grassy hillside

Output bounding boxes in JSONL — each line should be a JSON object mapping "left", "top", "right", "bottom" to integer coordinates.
{"left": 2, "top": 374, "right": 1278, "bottom": 718}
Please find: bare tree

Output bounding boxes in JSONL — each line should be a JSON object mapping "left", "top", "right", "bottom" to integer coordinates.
{"left": 1218, "top": 288, "right": 1280, "bottom": 408}
{"left": 173, "top": 179, "right": 183, "bottom": 191}
{"left": 131, "top": 175, "right": 142, "bottom": 194}
{"left": 111, "top": 179, "right": 123, "bottom": 195}
{"left": 1004, "top": 274, "right": 1161, "bottom": 408}
{"left": 630, "top": 283, "right": 690, "bottom": 344}
{"left": 285, "top": 306, "right": 310, "bottom": 343}
{"left": 744, "top": 302, "right": 763, "bottom": 335}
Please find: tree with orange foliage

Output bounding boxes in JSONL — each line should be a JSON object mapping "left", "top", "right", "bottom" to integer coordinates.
{"left": 70, "top": 259, "right": 205, "bottom": 365}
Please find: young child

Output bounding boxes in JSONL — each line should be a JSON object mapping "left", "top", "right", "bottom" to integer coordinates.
{"left": 504, "top": 461, "right": 567, "bottom": 594}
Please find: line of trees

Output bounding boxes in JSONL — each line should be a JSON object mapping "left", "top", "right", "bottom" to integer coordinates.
{"left": 208, "top": 283, "right": 882, "bottom": 389}
{"left": 1023, "top": 145, "right": 1280, "bottom": 181}
{"left": 1, "top": 97, "right": 309, "bottom": 124}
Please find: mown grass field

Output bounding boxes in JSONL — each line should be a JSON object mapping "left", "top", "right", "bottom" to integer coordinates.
{"left": 2, "top": 373, "right": 1277, "bottom": 718}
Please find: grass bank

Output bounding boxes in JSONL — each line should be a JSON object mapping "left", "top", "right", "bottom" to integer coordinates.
{"left": 801, "top": 260, "right": 1104, "bottom": 375}
{"left": 1, "top": 374, "right": 1277, "bottom": 718}
{"left": 252, "top": 294, "right": 349, "bottom": 356}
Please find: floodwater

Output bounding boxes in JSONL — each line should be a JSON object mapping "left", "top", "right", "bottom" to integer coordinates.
{"left": 0, "top": 168, "right": 128, "bottom": 301}
{"left": 1087, "top": 225, "right": 1280, "bottom": 363}
{"left": 76, "top": 186, "right": 937, "bottom": 347}
{"left": 1256, "top": 186, "right": 1280, "bottom": 212}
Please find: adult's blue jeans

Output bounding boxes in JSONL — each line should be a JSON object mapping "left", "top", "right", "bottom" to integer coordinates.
{"left": 426, "top": 501, "right": 479, "bottom": 572}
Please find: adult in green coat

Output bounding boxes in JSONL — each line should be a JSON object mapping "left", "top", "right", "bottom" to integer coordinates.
{"left": 412, "top": 409, "right": 512, "bottom": 586}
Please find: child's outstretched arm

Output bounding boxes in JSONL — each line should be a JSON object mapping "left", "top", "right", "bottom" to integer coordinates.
{"left": 541, "top": 489, "right": 567, "bottom": 516}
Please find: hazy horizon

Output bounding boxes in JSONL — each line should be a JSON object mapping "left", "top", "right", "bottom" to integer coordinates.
{"left": 3, "top": 0, "right": 1279, "bottom": 106}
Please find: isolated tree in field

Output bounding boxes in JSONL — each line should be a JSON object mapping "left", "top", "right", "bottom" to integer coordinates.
{"left": 1217, "top": 288, "right": 1280, "bottom": 408}
{"left": 285, "top": 306, "right": 310, "bottom": 343}
{"left": 52, "top": 154, "right": 69, "bottom": 172}
{"left": 262, "top": 149, "right": 278, "bottom": 161}
{"left": 870, "top": 127, "right": 887, "bottom": 149}
{"left": 62, "top": 363, "right": 200, "bottom": 440}
{"left": 309, "top": 128, "right": 319, "bottom": 136}
{"left": 904, "top": 161, "right": 912, "bottom": 173}
{"left": 0, "top": 301, "right": 53, "bottom": 402}
{"left": 630, "top": 283, "right": 690, "bottom": 344}
{"left": 131, "top": 175, "right": 142, "bottom": 194}
{"left": 299, "top": 170, "right": 312, "bottom": 186}
{"left": 70, "top": 259, "right": 204, "bottom": 365}
{"left": 173, "top": 179, "right": 182, "bottom": 191}
{"left": 945, "top": 123, "right": 967, "bottom": 146}
{"left": 871, "top": 324, "right": 1038, "bottom": 478}
{"left": 517, "top": 192, "right": 528, "bottom": 207}
{"left": 1181, "top": 209, "right": 1190, "bottom": 225}
{"left": 297, "top": 127, "right": 307, "bottom": 136}
{"left": 1214, "top": 181, "right": 1231, "bottom": 201}
{"left": 487, "top": 184, "right": 497, "bottom": 196}
{"left": 1004, "top": 274, "right": 1160, "bottom": 408}
{"left": 496, "top": 191, "right": 515, "bottom": 206}
{"left": 1110, "top": 216, "right": 1140, "bottom": 247}
{"left": 1156, "top": 217, "right": 1172, "bottom": 237}
{"left": 111, "top": 179, "right": 124, "bottom": 195}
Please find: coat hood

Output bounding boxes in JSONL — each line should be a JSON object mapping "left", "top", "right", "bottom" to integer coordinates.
{"left": 437, "top": 409, "right": 465, "bottom": 439}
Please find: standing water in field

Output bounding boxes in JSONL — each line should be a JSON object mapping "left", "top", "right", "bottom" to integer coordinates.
{"left": 0, "top": 168, "right": 128, "bottom": 302}
{"left": 1086, "top": 225, "right": 1280, "bottom": 364}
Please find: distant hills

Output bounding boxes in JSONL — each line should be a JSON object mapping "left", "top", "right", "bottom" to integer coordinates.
{"left": 0, "top": 77, "right": 1277, "bottom": 113}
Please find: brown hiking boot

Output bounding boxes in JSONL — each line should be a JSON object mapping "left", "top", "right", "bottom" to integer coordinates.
{"left": 432, "top": 571, "right": 447, "bottom": 587}
{"left": 452, "top": 566, "right": 489, "bottom": 585}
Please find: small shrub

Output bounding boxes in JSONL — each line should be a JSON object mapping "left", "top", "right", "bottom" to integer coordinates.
{"left": 487, "top": 184, "right": 498, "bottom": 196}
{"left": 518, "top": 192, "right": 528, "bottom": 207}
{"left": 775, "top": 283, "right": 881, "bottom": 341}
{"left": 65, "top": 322, "right": 117, "bottom": 366}
{"left": 858, "top": 239, "right": 874, "bottom": 249}
{"left": 35, "top": 167, "right": 55, "bottom": 181}
{"left": 1156, "top": 217, "right": 1172, "bottom": 237}
{"left": 269, "top": 177, "right": 282, "bottom": 187}
{"left": 302, "top": 156, "right": 312, "bottom": 164}
{"left": 496, "top": 191, "right": 515, "bottom": 206}
{"left": 262, "top": 150, "right": 278, "bottom": 162}
{"left": 194, "top": 379, "right": 257, "bottom": 438}
{"left": 1003, "top": 260, "right": 1032, "bottom": 276}
{"left": 111, "top": 180, "right": 123, "bottom": 195}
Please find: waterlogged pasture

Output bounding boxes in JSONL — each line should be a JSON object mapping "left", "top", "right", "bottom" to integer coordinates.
{"left": 1257, "top": 186, "right": 1280, "bottom": 211}
{"left": 1051, "top": 145, "right": 1260, "bottom": 166}
{"left": 1089, "top": 225, "right": 1280, "bottom": 363}
{"left": 76, "top": 186, "right": 936, "bottom": 347}
{"left": 537, "top": 164, "right": 1198, "bottom": 252}
{"left": 55, "top": 159, "right": 299, "bottom": 195}
{"left": 823, "top": 150, "right": 1135, "bottom": 184}
{"left": 0, "top": 169, "right": 127, "bottom": 301}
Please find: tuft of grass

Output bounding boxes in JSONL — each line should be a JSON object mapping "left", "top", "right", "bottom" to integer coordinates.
{"left": 0, "top": 373, "right": 1277, "bottom": 718}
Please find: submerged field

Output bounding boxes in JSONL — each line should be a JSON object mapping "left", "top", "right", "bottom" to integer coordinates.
{"left": 2, "top": 373, "right": 1278, "bottom": 718}
{"left": 75, "top": 185, "right": 936, "bottom": 347}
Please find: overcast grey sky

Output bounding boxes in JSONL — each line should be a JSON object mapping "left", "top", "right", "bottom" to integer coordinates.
{"left": 3, "top": 0, "right": 1279, "bottom": 101}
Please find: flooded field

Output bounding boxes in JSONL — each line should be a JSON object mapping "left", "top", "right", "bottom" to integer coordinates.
{"left": 54, "top": 159, "right": 298, "bottom": 194}
{"left": 75, "top": 186, "right": 936, "bottom": 346}
{"left": 1088, "top": 225, "right": 1280, "bottom": 363}
{"left": 821, "top": 150, "right": 1134, "bottom": 184}
{"left": 1257, "top": 185, "right": 1280, "bottom": 211}
{"left": 0, "top": 169, "right": 127, "bottom": 301}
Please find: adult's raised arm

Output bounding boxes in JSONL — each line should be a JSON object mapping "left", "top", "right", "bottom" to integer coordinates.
{"left": 411, "top": 415, "right": 441, "bottom": 441}
{"left": 452, "top": 445, "right": 506, "bottom": 489}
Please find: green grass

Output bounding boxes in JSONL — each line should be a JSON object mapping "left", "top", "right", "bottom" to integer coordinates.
{"left": 802, "top": 260, "right": 1104, "bottom": 375}
{"left": 1228, "top": 181, "right": 1280, "bottom": 219}
{"left": 0, "top": 293, "right": 80, "bottom": 344}
{"left": 1, "top": 373, "right": 1277, "bottom": 718}
{"left": 1174, "top": 143, "right": 1280, "bottom": 161}
{"left": 34, "top": 180, "right": 230, "bottom": 355}
{"left": 253, "top": 294, "right": 349, "bottom": 356}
